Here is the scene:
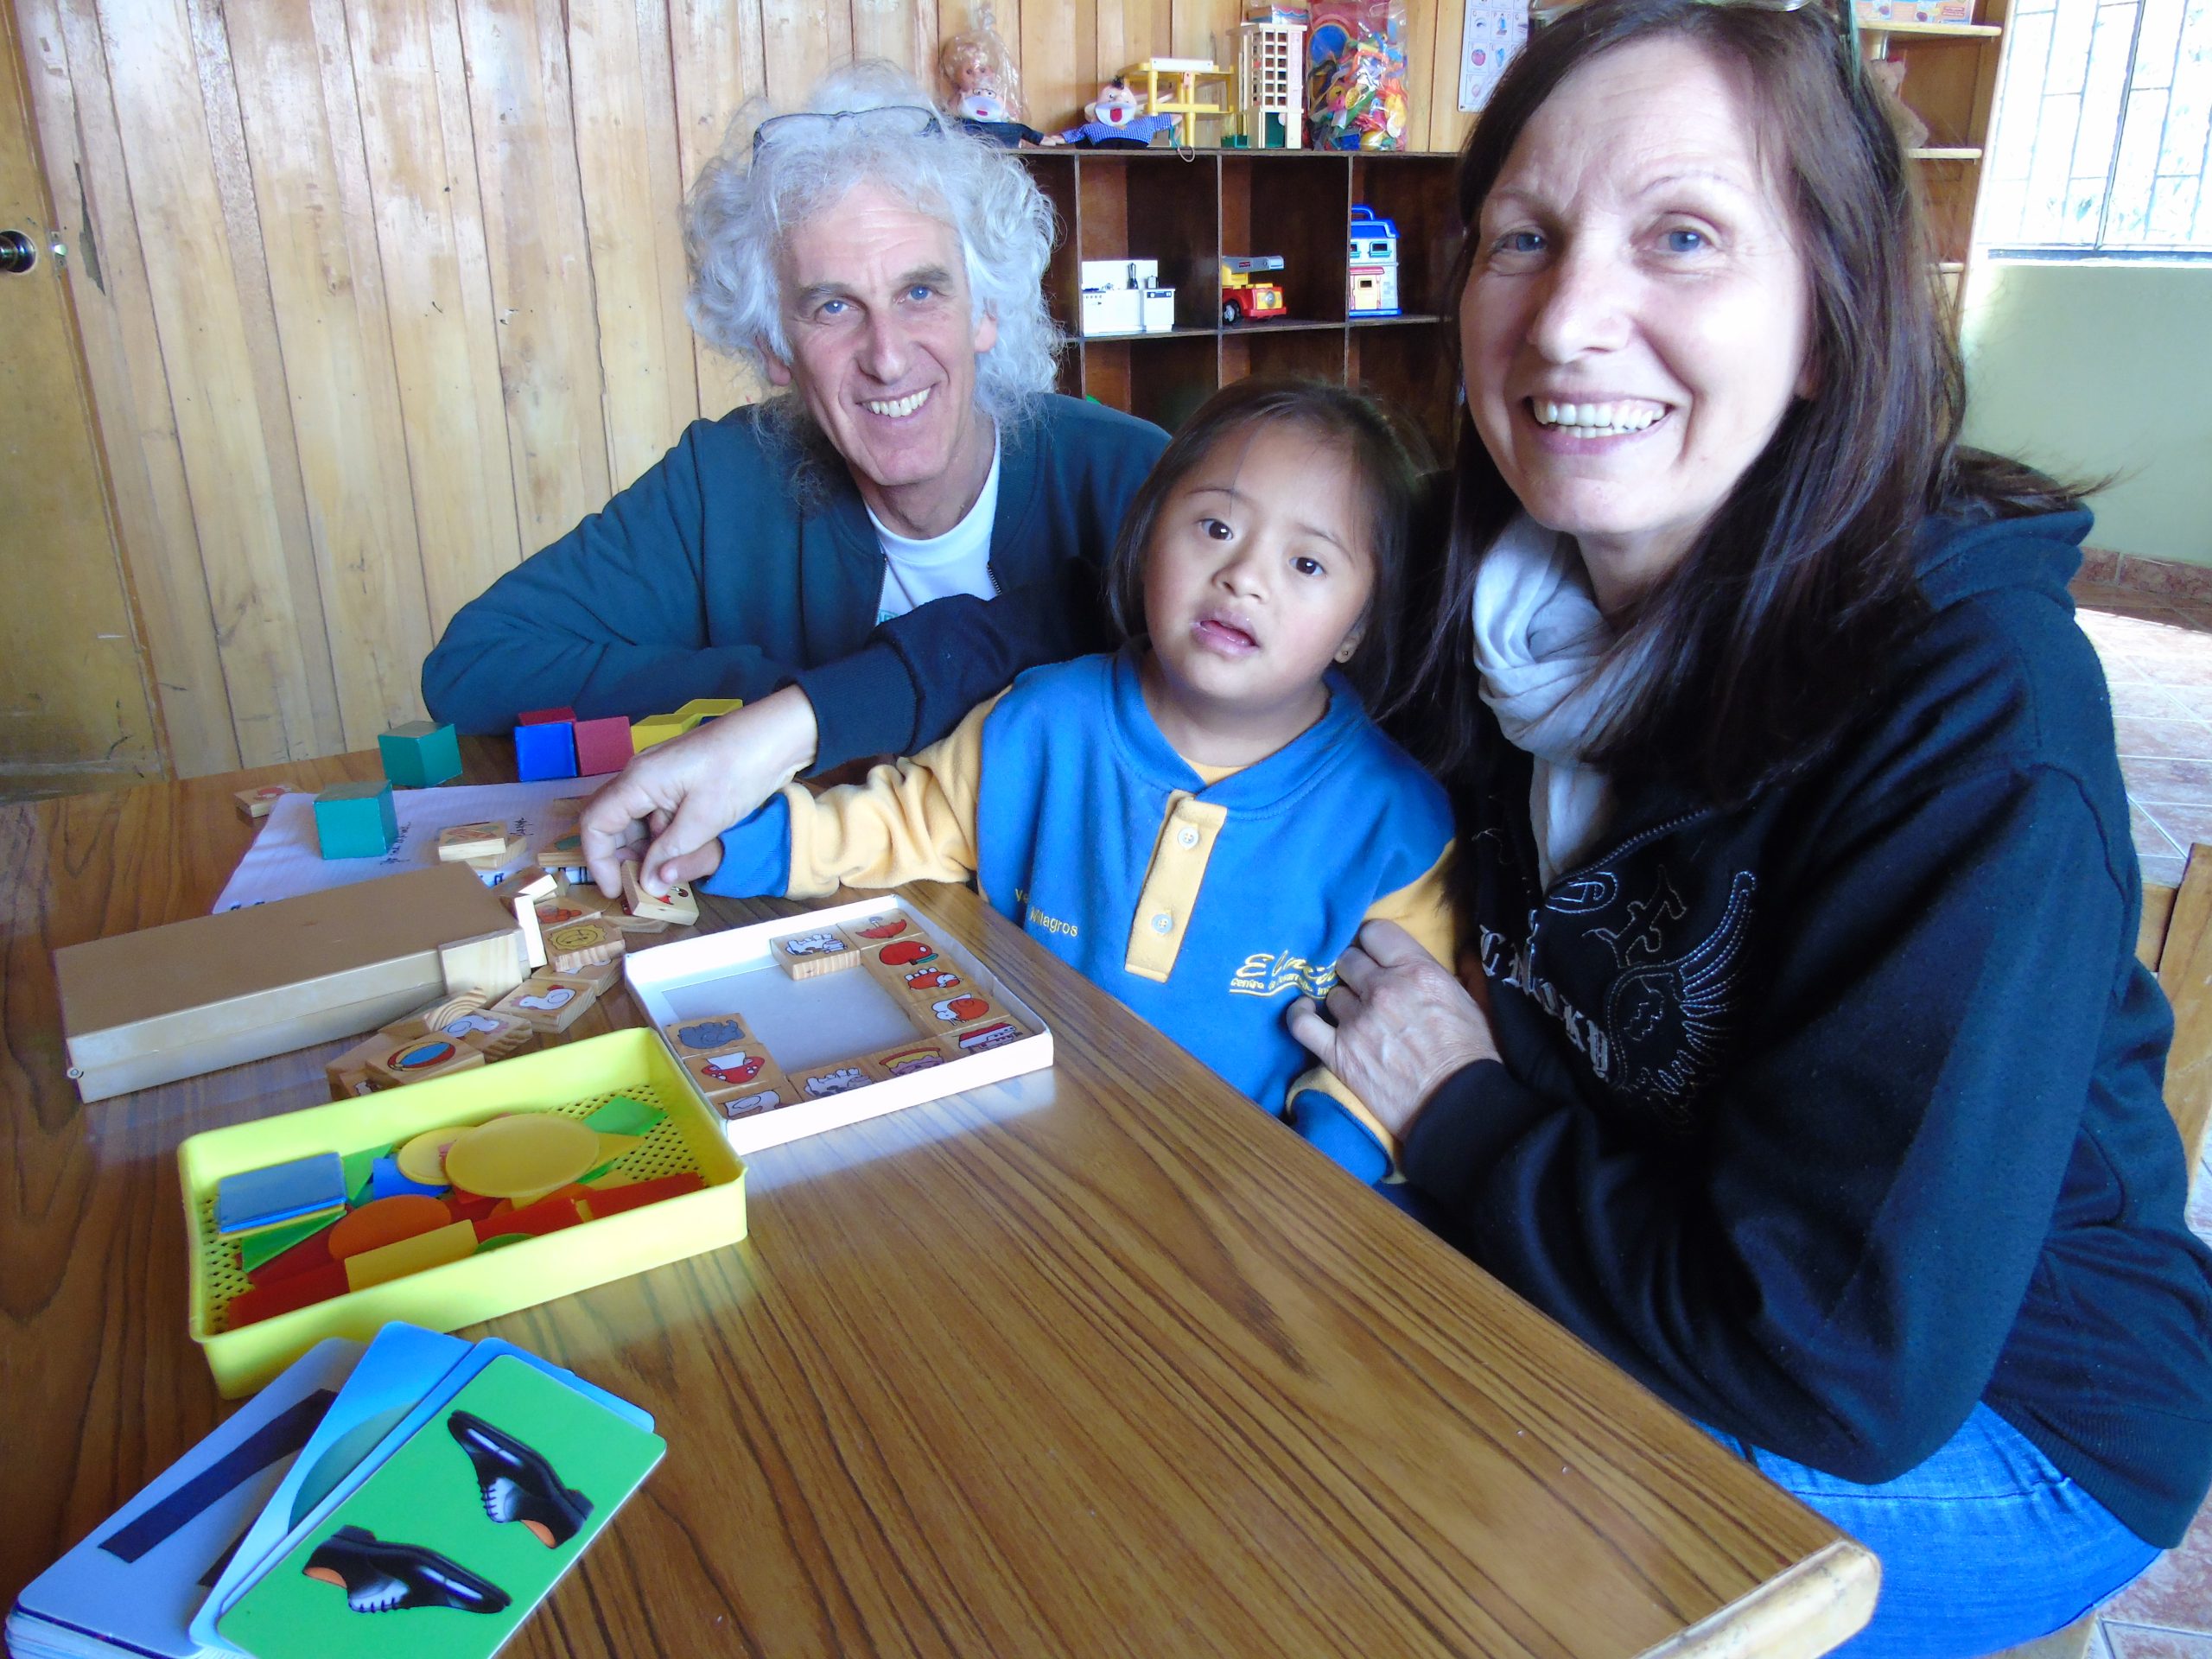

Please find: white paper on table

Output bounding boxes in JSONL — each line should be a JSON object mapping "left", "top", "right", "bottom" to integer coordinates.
{"left": 1459, "top": 0, "right": 1529, "bottom": 110}
{"left": 212, "top": 778, "right": 604, "bottom": 912}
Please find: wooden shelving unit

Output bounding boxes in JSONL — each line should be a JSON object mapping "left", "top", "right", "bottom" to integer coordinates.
{"left": 1862, "top": 3, "right": 2014, "bottom": 268}
{"left": 1023, "top": 11, "right": 2014, "bottom": 437}
{"left": 1020, "top": 150, "right": 1462, "bottom": 449}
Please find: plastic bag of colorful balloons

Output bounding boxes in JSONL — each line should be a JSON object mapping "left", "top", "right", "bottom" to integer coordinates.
{"left": 1307, "top": 0, "right": 1410, "bottom": 149}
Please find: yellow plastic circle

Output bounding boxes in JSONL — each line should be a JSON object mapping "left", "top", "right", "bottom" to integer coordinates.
{"left": 395, "top": 1127, "right": 462, "bottom": 1187}
{"left": 441, "top": 1112, "right": 600, "bottom": 1199}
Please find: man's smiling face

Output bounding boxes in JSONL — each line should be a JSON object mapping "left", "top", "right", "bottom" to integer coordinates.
{"left": 766, "top": 181, "right": 999, "bottom": 537}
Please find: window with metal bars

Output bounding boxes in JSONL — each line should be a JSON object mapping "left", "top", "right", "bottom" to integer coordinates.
{"left": 1980, "top": 0, "right": 2212, "bottom": 256}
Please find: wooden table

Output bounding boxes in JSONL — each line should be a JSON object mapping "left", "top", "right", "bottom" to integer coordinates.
{"left": 0, "top": 750, "right": 1878, "bottom": 1657}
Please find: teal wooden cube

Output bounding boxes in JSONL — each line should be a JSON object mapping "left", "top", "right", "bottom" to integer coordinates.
{"left": 315, "top": 781, "right": 398, "bottom": 859}
{"left": 378, "top": 719, "right": 462, "bottom": 787}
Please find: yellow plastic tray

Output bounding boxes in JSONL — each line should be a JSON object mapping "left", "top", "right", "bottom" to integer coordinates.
{"left": 178, "top": 1029, "right": 747, "bottom": 1396}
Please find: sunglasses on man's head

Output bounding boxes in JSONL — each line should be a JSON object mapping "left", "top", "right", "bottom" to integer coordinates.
{"left": 752, "top": 105, "right": 946, "bottom": 157}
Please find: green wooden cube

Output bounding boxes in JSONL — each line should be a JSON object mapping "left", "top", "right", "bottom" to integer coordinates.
{"left": 315, "top": 781, "right": 398, "bottom": 859}
{"left": 377, "top": 719, "right": 462, "bottom": 787}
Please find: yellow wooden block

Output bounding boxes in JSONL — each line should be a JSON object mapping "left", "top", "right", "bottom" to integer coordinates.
{"left": 628, "top": 714, "right": 692, "bottom": 752}
{"left": 341, "top": 1218, "right": 478, "bottom": 1291}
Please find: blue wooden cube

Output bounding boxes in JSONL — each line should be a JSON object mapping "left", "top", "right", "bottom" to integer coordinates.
{"left": 377, "top": 718, "right": 462, "bottom": 787}
{"left": 513, "top": 720, "right": 578, "bottom": 781}
{"left": 314, "top": 780, "right": 398, "bottom": 859}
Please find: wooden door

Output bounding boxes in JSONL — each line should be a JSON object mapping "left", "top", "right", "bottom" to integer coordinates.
{"left": 0, "top": 0, "right": 162, "bottom": 797}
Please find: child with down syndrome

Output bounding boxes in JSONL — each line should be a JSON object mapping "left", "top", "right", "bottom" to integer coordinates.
{"left": 695, "top": 380, "right": 1453, "bottom": 1178}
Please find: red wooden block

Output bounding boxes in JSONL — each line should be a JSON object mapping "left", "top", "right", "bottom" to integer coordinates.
{"left": 518, "top": 707, "right": 577, "bottom": 725}
{"left": 472, "top": 1195, "right": 583, "bottom": 1243}
{"left": 226, "top": 1262, "right": 350, "bottom": 1330}
{"left": 245, "top": 1225, "right": 336, "bottom": 1288}
{"left": 442, "top": 1187, "right": 504, "bottom": 1224}
{"left": 572, "top": 715, "right": 633, "bottom": 777}
{"left": 579, "top": 1172, "right": 705, "bottom": 1220}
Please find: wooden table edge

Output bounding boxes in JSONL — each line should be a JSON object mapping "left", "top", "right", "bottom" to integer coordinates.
{"left": 1635, "top": 1539, "right": 1880, "bottom": 1659}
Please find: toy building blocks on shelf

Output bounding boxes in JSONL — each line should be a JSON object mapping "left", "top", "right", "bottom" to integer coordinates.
{"left": 313, "top": 781, "right": 399, "bottom": 860}
{"left": 377, "top": 719, "right": 463, "bottom": 788}
{"left": 1237, "top": 19, "right": 1309, "bottom": 147}
{"left": 1348, "top": 205, "right": 1401, "bottom": 316}
{"left": 573, "top": 714, "right": 633, "bottom": 777}
{"left": 1221, "top": 255, "right": 1288, "bottom": 323}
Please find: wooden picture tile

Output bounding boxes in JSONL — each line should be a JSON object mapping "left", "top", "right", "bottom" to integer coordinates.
{"left": 660, "top": 1011, "right": 758, "bottom": 1056}
{"left": 488, "top": 972, "right": 599, "bottom": 1033}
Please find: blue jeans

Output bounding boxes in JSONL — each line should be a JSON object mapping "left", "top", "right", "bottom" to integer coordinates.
{"left": 1702, "top": 1403, "right": 2159, "bottom": 1657}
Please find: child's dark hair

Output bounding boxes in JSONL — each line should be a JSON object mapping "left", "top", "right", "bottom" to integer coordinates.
{"left": 1104, "top": 378, "right": 1433, "bottom": 716}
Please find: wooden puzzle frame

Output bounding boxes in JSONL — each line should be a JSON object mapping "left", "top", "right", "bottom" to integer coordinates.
{"left": 624, "top": 897, "right": 1054, "bottom": 1154}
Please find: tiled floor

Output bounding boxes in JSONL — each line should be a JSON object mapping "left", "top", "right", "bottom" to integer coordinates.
{"left": 2074, "top": 582, "right": 2212, "bottom": 890}
{"left": 2071, "top": 578, "right": 2212, "bottom": 1656}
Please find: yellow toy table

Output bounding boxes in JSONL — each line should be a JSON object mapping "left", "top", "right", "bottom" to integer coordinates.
{"left": 1124, "top": 56, "right": 1235, "bottom": 146}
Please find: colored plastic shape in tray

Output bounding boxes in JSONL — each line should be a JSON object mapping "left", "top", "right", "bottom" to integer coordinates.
{"left": 177, "top": 1029, "right": 747, "bottom": 1396}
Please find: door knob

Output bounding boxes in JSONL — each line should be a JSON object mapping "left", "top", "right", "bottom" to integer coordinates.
{"left": 0, "top": 230, "right": 35, "bottom": 275}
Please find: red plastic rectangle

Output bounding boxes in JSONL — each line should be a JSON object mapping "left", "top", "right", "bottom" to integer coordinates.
{"left": 473, "top": 1196, "right": 584, "bottom": 1242}
{"left": 581, "top": 1173, "right": 705, "bottom": 1219}
{"left": 226, "top": 1262, "right": 350, "bottom": 1330}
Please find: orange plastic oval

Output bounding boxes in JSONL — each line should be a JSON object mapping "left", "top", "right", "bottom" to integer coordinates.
{"left": 327, "top": 1193, "right": 452, "bottom": 1261}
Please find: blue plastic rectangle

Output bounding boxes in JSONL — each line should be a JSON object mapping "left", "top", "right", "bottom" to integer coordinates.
{"left": 216, "top": 1153, "right": 348, "bottom": 1236}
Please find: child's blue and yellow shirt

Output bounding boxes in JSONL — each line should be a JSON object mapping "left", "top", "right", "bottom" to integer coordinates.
{"left": 703, "top": 646, "right": 1457, "bottom": 1169}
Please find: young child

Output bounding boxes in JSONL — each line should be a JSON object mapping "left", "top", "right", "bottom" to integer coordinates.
{"left": 698, "top": 379, "right": 1455, "bottom": 1181}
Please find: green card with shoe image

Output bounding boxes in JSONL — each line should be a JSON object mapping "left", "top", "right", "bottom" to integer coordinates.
{"left": 215, "top": 1354, "right": 664, "bottom": 1658}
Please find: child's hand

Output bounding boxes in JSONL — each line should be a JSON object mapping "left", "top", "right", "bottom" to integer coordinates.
{"left": 579, "top": 687, "right": 817, "bottom": 897}
{"left": 1286, "top": 919, "right": 1500, "bottom": 1140}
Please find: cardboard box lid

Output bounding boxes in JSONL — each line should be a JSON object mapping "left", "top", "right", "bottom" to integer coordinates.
{"left": 55, "top": 863, "right": 518, "bottom": 1040}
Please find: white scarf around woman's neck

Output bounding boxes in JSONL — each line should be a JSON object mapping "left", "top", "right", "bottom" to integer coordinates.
{"left": 1471, "top": 513, "right": 1643, "bottom": 889}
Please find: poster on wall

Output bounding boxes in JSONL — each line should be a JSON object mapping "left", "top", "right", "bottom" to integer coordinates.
{"left": 1459, "top": 0, "right": 1529, "bottom": 110}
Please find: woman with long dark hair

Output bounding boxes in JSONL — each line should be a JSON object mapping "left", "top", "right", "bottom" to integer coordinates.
{"left": 1288, "top": 2, "right": 2212, "bottom": 1650}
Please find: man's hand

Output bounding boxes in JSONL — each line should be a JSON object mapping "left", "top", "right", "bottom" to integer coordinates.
{"left": 1286, "top": 919, "right": 1500, "bottom": 1141}
{"left": 580, "top": 686, "right": 820, "bottom": 898}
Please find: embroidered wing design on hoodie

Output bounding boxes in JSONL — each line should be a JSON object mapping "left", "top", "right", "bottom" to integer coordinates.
{"left": 1601, "top": 871, "right": 1758, "bottom": 1128}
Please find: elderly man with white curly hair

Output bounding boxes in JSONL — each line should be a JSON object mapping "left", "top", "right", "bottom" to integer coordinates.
{"left": 421, "top": 63, "right": 1165, "bottom": 887}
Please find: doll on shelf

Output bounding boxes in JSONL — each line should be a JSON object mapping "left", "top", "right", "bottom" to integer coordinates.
{"left": 938, "top": 10, "right": 1042, "bottom": 144}
{"left": 1040, "top": 78, "right": 1181, "bottom": 148}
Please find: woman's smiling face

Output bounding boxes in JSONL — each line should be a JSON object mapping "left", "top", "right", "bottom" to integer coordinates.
{"left": 1460, "top": 35, "right": 1816, "bottom": 613}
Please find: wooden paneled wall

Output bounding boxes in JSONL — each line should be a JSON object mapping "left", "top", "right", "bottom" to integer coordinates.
{"left": 11, "top": 0, "right": 1479, "bottom": 778}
